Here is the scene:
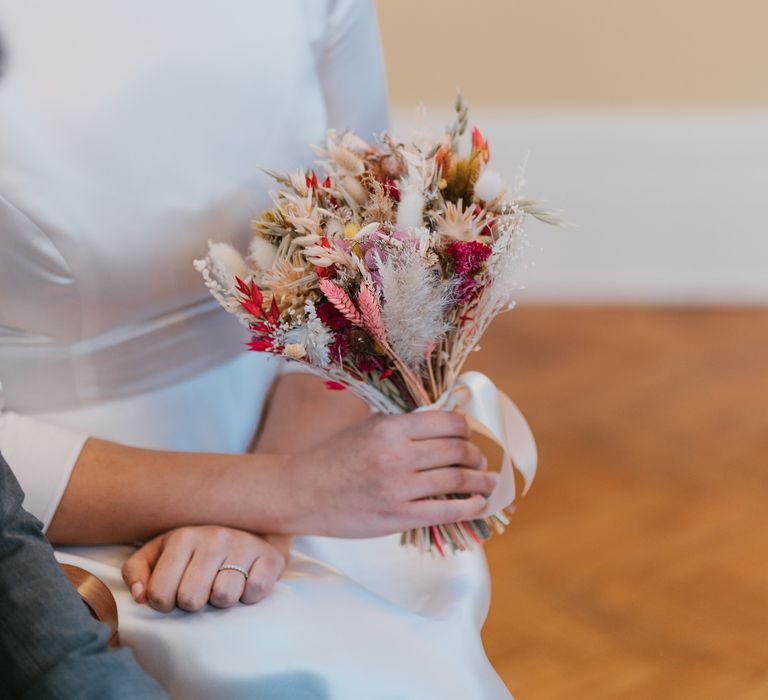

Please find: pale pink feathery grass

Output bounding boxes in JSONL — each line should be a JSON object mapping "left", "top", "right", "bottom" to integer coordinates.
{"left": 357, "top": 283, "right": 387, "bottom": 344}
{"left": 318, "top": 279, "right": 363, "bottom": 326}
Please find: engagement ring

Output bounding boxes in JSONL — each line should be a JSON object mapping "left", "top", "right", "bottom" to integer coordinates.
{"left": 217, "top": 564, "right": 249, "bottom": 580}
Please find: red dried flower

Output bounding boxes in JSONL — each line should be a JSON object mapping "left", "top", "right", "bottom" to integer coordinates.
{"left": 355, "top": 355, "right": 381, "bottom": 372}
{"left": 382, "top": 176, "right": 400, "bottom": 202}
{"left": 472, "top": 128, "right": 490, "bottom": 164}
{"left": 246, "top": 338, "right": 273, "bottom": 352}
{"left": 317, "top": 301, "right": 350, "bottom": 331}
{"left": 315, "top": 264, "right": 337, "bottom": 279}
{"left": 325, "top": 380, "right": 347, "bottom": 391}
{"left": 322, "top": 175, "right": 338, "bottom": 207}
{"left": 447, "top": 240, "right": 492, "bottom": 276}
{"left": 329, "top": 330, "right": 350, "bottom": 361}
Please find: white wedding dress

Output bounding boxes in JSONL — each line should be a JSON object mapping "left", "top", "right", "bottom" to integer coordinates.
{"left": 0, "top": 2, "right": 512, "bottom": 698}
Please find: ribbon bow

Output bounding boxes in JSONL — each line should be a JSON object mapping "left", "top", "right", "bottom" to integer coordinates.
{"left": 419, "top": 371, "right": 537, "bottom": 518}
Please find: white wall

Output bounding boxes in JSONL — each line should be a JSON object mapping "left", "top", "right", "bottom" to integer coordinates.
{"left": 392, "top": 108, "right": 768, "bottom": 304}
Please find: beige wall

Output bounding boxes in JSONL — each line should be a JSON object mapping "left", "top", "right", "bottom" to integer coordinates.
{"left": 376, "top": 0, "right": 768, "bottom": 105}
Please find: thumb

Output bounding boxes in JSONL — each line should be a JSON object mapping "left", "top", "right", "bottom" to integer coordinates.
{"left": 122, "top": 535, "right": 164, "bottom": 603}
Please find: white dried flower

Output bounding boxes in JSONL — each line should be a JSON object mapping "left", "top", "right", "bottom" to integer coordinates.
{"left": 193, "top": 257, "right": 251, "bottom": 326}
{"left": 474, "top": 169, "right": 503, "bottom": 203}
{"left": 303, "top": 299, "right": 332, "bottom": 367}
{"left": 247, "top": 236, "right": 278, "bottom": 270}
{"left": 207, "top": 241, "right": 247, "bottom": 291}
{"left": 412, "top": 226, "right": 430, "bottom": 242}
{"left": 396, "top": 188, "right": 424, "bottom": 232}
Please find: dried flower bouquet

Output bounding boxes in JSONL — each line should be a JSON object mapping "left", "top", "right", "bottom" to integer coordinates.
{"left": 195, "top": 97, "right": 559, "bottom": 555}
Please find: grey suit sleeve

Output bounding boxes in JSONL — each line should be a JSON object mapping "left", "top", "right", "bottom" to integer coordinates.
{"left": 0, "top": 453, "right": 167, "bottom": 700}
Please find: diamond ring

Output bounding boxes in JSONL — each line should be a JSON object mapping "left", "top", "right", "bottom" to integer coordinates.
{"left": 217, "top": 564, "right": 249, "bottom": 580}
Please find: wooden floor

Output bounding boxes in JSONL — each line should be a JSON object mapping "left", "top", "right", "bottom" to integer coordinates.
{"left": 467, "top": 308, "right": 768, "bottom": 700}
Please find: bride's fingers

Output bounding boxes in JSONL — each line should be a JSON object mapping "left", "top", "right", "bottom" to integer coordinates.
{"left": 175, "top": 546, "right": 226, "bottom": 612}
{"left": 210, "top": 557, "right": 251, "bottom": 609}
{"left": 408, "top": 467, "right": 499, "bottom": 501}
{"left": 241, "top": 548, "right": 286, "bottom": 605}
{"left": 398, "top": 411, "right": 470, "bottom": 441}
{"left": 398, "top": 493, "right": 488, "bottom": 529}
{"left": 145, "top": 534, "right": 195, "bottom": 613}
{"left": 409, "top": 439, "right": 486, "bottom": 473}
{"left": 122, "top": 534, "right": 164, "bottom": 604}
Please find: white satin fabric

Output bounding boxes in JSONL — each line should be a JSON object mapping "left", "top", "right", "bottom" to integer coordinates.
{"left": 0, "top": 2, "right": 512, "bottom": 697}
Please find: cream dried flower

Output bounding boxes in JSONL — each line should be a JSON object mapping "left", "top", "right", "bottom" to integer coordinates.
{"left": 247, "top": 235, "right": 279, "bottom": 270}
{"left": 205, "top": 241, "right": 247, "bottom": 291}
{"left": 434, "top": 201, "right": 485, "bottom": 241}
{"left": 303, "top": 240, "right": 355, "bottom": 269}
{"left": 341, "top": 175, "right": 368, "bottom": 204}
{"left": 288, "top": 170, "right": 310, "bottom": 196}
{"left": 283, "top": 343, "right": 307, "bottom": 360}
{"left": 283, "top": 192, "right": 323, "bottom": 236}
{"left": 328, "top": 144, "right": 365, "bottom": 176}
{"left": 262, "top": 259, "right": 317, "bottom": 317}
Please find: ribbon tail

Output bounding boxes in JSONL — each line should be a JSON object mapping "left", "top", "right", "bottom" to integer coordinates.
{"left": 454, "top": 371, "right": 538, "bottom": 517}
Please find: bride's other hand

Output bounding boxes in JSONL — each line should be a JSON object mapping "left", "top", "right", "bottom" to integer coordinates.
{"left": 122, "top": 526, "right": 286, "bottom": 613}
{"left": 254, "top": 373, "right": 495, "bottom": 538}
{"left": 286, "top": 410, "right": 496, "bottom": 538}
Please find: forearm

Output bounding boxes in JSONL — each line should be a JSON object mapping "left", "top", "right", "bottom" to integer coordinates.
{"left": 47, "top": 374, "right": 367, "bottom": 545}
{"left": 47, "top": 439, "right": 296, "bottom": 545}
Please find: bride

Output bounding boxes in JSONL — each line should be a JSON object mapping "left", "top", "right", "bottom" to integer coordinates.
{"left": 0, "top": 1, "right": 512, "bottom": 698}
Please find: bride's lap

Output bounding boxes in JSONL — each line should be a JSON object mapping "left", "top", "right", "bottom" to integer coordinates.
{"left": 56, "top": 538, "right": 510, "bottom": 700}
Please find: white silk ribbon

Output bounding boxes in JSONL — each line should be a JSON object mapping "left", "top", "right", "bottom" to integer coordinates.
{"left": 417, "top": 371, "right": 537, "bottom": 518}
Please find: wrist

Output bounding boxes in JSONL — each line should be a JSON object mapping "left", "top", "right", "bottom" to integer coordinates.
{"left": 272, "top": 452, "right": 313, "bottom": 535}
{"left": 245, "top": 452, "right": 309, "bottom": 535}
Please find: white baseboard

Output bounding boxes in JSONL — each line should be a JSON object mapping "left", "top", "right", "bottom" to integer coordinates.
{"left": 391, "top": 107, "right": 768, "bottom": 305}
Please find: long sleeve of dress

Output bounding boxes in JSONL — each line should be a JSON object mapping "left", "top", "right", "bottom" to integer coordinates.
{"left": 0, "top": 406, "right": 86, "bottom": 532}
{"left": 0, "top": 451, "right": 167, "bottom": 699}
{"left": 314, "top": 0, "right": 390, "bottom": 139}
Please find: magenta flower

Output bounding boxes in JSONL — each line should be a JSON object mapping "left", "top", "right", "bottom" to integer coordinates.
{"left": 447, "top": 240, "right": 492, "bottom": 276}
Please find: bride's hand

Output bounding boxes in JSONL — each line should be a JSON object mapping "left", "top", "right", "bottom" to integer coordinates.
{"left": 122, "top": 526, "right": 287, "bottom": 613}
{"left": 284, "top": 410, "right": 497, "bottom": 537}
